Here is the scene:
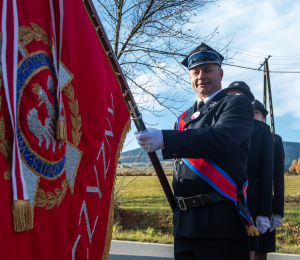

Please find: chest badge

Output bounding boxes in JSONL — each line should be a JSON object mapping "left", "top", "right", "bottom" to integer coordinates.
{"left": 191, "top": 111, "right": 200, "bottom": 120}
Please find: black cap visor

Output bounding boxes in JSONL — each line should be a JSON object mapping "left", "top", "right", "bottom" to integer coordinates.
{"left": 225, "top": 87, "right": 254, "bottom": 102}
{"left": 255, "top": 107, "right": 268, "bottom": 118}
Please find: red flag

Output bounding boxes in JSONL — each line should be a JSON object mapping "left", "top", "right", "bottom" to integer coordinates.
{"left": 0, "top": 0, "right": 130, "bottom": 259}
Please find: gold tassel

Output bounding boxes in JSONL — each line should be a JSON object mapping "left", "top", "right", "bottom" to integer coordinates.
{"left": 245, "top": 218, "right": 259, "bottom": 236}
{"left": 12, "top": 200, "right": 33, "bottom": 233}
{"left": 56, "top": 116, "right": 66, "bottom": 143}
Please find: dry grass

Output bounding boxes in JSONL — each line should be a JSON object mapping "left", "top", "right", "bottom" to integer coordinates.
{"left": 113, "top": 174, "right": 300, "bottom": 254}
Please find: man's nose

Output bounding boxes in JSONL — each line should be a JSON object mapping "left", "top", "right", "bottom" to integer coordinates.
{"left": 198, "top": 71, "right": 205, "bottom": 79}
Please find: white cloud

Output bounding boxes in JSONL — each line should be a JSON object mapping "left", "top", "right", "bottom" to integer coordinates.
{"left": 199, "top": 0, "right": 300, "bottom": 121}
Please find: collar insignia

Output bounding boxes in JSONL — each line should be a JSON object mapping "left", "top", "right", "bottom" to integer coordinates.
{"left": 208, "top": 101, "right": 217, "bottom": 108}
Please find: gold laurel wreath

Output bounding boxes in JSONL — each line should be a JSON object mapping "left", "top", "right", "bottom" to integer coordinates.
{"left": 35, "top": 180, "right": 68, "bottom": 209}
{"left": 63, "top": 83, "right": 82, "bottom": 147}
{"left": 19, "top": 24, "right": 50, "bottom": 55}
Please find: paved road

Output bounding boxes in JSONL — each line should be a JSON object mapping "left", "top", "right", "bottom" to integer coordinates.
{"left": 109, "top": 240, "right": 300, "bottom": 260}
{"left": 109, "top": 240, "right": 173, "bottom": 260}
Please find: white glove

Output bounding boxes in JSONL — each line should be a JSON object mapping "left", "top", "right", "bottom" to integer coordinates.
{"left": 134, "top": 128, "right": 164, "bottom": 153}
{"left": 256, "top": 216, "right": 270, "bottom": 234}
{"left": 270, "top": 214, "right": 282, "bottom": 232}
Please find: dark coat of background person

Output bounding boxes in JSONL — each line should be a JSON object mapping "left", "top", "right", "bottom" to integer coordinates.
{"left": 246, "top": 120, "right": 274, "bottom": 222}
{"left": 271, "top": 133, "right": 285, "bottom": 217}
{"left": 162, "top": 90, "right": 254, "bottom": 238}
{"left": 256, "top": 133, "right": 285, "bottom": 254}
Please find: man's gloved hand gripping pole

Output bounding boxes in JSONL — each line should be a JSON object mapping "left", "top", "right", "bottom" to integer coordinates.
{"left": 135, "top": 128, "right": 164, "bottom": 153}
{"left": 89, "top": 6, "right": 177, "bottom": 212}
{"left": 129, "top": 111, "right": 176, "bottom": 213}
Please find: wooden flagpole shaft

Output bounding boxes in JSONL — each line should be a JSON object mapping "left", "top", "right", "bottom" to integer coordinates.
{"left": 84, "top": 0, "right": 177, "bottom": 213}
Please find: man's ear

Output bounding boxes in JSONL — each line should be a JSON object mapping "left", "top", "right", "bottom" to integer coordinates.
{"left": 219, "top": 68, "right": 224, "bottom": 81}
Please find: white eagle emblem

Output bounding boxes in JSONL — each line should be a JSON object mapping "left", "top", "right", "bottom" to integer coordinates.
{"left": 27, "top": 76, "right": 63, "bottom": 153}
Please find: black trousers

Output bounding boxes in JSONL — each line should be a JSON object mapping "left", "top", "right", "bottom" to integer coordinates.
{"left": 256, "top": 230, "right": 276, "bottom": 254}
{"left": 174, "top": 237, "right": 250, "bottom": 260}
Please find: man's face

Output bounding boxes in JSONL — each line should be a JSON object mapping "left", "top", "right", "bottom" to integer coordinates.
{"left": 189, "top": 63, "right": 223, "bottom": 99}
{"left": 254, "top": 108, "right": 265, "bottom": 122}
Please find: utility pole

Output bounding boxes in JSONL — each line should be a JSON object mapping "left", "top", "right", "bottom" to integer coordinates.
{"left": 259, "top": 56, "right": 275, "bottom": 133}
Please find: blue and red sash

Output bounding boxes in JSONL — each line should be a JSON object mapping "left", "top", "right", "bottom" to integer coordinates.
{"left": 177, "top": 110, "right": 258, "bottom": 235}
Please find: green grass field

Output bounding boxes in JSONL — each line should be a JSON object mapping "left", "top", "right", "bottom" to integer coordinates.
{"left": 113, "top": 175, "right": 300, "bottom": 254}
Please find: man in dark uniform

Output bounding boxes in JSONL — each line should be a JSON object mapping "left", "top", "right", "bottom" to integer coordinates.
{"left": 135, "top": 43, "right": 255, "bottom": 260}
{"left": 225, "top": 84, "right": 274, "bottom": 260}
{"left": 253, "top": 100, "right": 285, "bottom": 260}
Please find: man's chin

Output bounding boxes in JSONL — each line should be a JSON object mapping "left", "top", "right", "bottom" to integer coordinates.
{"left": 199, "top": 88, "right": 209, "bottom": 94}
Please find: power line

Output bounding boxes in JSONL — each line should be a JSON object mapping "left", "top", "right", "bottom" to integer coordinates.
{"left": 269, "top": 63, "right": 300, "bottom": 65}
{"left": 223, "top": 63, "right": 261, "bottom": 71}
{"left": 223, "top": 63, "right": 300, "bottom": 73}
{"left": 269, "top": 71, "right": 300, "bottom": 73}
{"left": 267, "top": 68, "right": 300, "bottom": 70}
{"left": 208, "top": 41, "right": 267, "bottom": 57}
{"left": 270, "top": 55, "right": 300, "bottom": 58}
{"left": 199, "top": 42, "right": 300, "bottom": 72}
{"left": 229, "top": 58, "right": 300, "bottom": 67}
{"left": 267, "top": 57, "right": 300, "bottom": 60}
{"left": 226, "top": 50, "right": 266, "bottom": 59}
{"left": 208, "top": 40, "right": 300, "bottom": 61}
{"left": 229, "top": 58, "right": 262, "bottom": 65}
{"left": 213, "top": 41, "right": 300, "bottom": 58}
{"left": 228, "top": 58, "right": 300, "bottom": 67}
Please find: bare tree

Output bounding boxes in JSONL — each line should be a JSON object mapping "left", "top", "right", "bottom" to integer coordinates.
{"left": 96, "top": 0, "right": 231, "bottom": 118}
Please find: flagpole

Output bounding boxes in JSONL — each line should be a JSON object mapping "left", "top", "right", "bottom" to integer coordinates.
{"left": 84, "top": 0, "right": 177, "bottom": 213}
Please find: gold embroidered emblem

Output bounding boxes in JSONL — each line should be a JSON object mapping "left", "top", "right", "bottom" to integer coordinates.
{"left": 15, "top": 23, "right": 83, "bottom": 213}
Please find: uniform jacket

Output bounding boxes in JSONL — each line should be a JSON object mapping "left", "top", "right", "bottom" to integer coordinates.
{"left": 272, "top": 133, "right": 285, "bottom": 217}
{"left": 246, "top": 120, "right": 274, "bottom": 220}
{"left": 162, "top": 90, "right": 254, "bottom": 238}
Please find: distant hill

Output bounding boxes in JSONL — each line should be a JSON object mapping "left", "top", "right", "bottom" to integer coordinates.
{"left": 283, "top": 141, "right": 300, "bottom": 168}
{"left": 120, "top": 141, "right": 300, "bottom": 170}
{"left": 120, "top": 148, "right": 165, "bottom": 164}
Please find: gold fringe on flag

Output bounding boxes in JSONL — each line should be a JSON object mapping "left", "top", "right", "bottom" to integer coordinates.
{"left": 245, "top": 218, "right": 259, "bottom": 236}
{"left": 102, "top": 118, "right": 131, "bottom": 260}
{"left": 56, "top": 116, "right": 66, "bottom": 143}
{"left": 12, "top": 199, "right": 33, "bottom": 233}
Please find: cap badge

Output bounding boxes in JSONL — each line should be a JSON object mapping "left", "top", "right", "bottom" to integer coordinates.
{"left": 199, "top": 46, "right": 207, "bottom": 52}
{"left": 234, "top": 82, "right": 239, "bottom": 86}
{"left": 191, "top": 111, "right": 200, "bottom": 120}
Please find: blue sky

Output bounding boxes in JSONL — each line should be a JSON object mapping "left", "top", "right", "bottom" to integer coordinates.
{"left": 122, "top": 0, "right": 300, "bottom": 152}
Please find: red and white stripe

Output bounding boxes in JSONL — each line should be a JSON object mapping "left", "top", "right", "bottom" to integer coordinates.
{"left": 1, "top": 0, "right": 28, "bottom": 201}
{"left": 49, "top": 0, "right": 64, "bottom": 118}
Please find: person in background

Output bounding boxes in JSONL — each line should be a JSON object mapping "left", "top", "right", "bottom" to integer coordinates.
{"left": 253, "top": 100, "right": 285, "bottom": 260}
{"left": 225, "top": 86, "right": 274, "bottom": 260}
